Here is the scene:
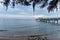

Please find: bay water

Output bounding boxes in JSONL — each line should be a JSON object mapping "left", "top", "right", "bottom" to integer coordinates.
{"left": 0, "top": 18, "right": 60, "bottom": 36}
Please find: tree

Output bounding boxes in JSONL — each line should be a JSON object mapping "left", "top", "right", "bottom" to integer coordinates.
{"left": 0, "top": 0, "right": 59, "bottom": 12}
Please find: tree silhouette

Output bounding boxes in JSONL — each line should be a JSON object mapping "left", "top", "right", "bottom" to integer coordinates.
{"left": 1, "top": 0, "right": 59, "bottom": 12}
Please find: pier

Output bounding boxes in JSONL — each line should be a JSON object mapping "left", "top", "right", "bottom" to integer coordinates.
{"left": 36, "top": 18, "right": 60, "bottom": 24}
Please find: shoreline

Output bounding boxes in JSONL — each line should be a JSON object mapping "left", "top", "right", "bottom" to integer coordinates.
{"left": 0, "top": 35, "right": 48, "bottom": 40}
{"left": 0, "top": 34, "right": 59, "bottom": 40}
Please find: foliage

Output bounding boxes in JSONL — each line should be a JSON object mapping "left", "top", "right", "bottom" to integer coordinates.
{"left": 1, "top": 0, "right": 59, "bottom": 12}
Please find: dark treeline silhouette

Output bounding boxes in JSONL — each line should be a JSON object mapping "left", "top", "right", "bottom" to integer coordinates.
{"left": 0, "top": 0, "right": 59, "bottom": 12}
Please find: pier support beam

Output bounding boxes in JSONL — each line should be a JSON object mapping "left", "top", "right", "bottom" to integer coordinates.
{"left": 57, "top": 20, "right": 58, "bottom": 24}
{"left": 53, "top": 20, "right": 55, "bottom": 24}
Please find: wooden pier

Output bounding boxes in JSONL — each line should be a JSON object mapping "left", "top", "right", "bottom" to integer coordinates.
{"left": 36, "top": 18, "right": 60, "bottom": 24}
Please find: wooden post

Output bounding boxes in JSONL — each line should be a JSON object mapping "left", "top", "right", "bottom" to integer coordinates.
{"left": 57, "top": 20, "right": 58, "bottom": 24}
{"left": 54, "top": 20, "right": 55, "bottom": 24}
{"left": 51, "top": 20, "right": 53, "bottom": 23}
{"left": 49, "top": 20, "right": 50, "bottom": 23}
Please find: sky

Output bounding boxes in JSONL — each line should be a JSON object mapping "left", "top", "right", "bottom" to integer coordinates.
{"left": 0, "top": 0, "right": 60, "bottom": 19}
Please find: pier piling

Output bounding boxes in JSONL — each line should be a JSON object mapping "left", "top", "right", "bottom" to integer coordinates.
{"left": 36, "top": 18, "right": 60, "bottom": 24}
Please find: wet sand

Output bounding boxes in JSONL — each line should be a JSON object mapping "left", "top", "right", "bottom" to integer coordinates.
{"left": 0, "top": 34, "right": 59, "bottom": 40}
{"left": 0, "top": 36, "right": 28, "bottom": 40}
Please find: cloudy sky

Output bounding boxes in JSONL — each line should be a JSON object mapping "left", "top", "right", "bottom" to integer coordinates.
{"left": 0, "top": 0, "right": 60, "bottom": 18}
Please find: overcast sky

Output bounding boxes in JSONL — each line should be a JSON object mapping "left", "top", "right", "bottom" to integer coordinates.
{"left": 0, "top": 0, "right": 60, "bottom": 18}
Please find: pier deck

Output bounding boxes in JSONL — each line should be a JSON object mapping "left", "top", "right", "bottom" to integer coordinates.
{"left": 36, "top": 18, "right": 60, "bottom": 24}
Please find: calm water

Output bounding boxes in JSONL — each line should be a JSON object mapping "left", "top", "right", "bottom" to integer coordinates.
{"left": 0, "top": 18, "right": 60, "bottom": 36}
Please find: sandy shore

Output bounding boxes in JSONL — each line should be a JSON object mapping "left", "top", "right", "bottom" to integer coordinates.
{"left": 0, "top": 34, "right": 59, "bottom": 40}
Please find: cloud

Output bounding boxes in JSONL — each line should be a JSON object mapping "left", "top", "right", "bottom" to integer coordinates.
{"left": 0, "top": 0, "right": 60, "bottom": 19}
{"left": 0, "top": 14, "right": 25, "bottom": 18}
{"left": 0, "top": 13, "right": 45, "bottom": 19}
{"left": 33, "top": 15, "right": 45, "bottom": 18}
{"left": 18, "top": 11, "right": 32, "bottom": 15}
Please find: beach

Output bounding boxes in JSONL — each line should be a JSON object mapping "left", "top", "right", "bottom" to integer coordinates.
{"left": 0, "top": 35, "right": 50, "bottom": 40}
{"left": 0, "top": 34, "right": 59, "bottom": 40}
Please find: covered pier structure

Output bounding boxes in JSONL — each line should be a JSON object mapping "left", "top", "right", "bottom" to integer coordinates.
{"left": 36, "top": 18, "right": 60, "bottom": 24}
